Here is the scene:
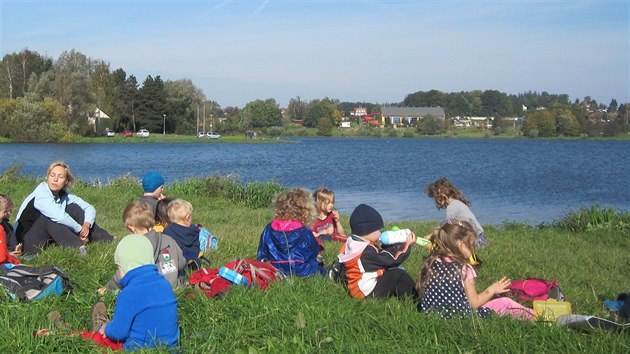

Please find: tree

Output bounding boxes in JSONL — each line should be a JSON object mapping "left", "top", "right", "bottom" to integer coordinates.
{"left": 0, "top": 49, "right": 52, "bottom": 99}
{"left": 555, "top": 109, "right": 580, "bottom": 136}
{"left": 240, "top": 99, "right": 282, "bottom": 128}
{"left": 481, "top": 90, "right": 511, "bottom": 117}
{"left": 287, "top": 96, "right": 308, "bottom": 122}
{"left": 164, "top": 78, "right": 205, "bottom": 134}
{"left": 535, "top": 110, "right": 556, "bottom": 137}
{"left": 416, "top": 114, "right": 443, "bottom": 135}
{"left": 316, "top": 117, "right": 333, "bottom": 136}
{"left": 304, "top": 98, "right": 338, "bottom": 127}
{"left": 608, "top": 99, "right": 618, "bottom": 113}
{"left": 52, "top": 50, "right": 94, "bottom": 134}
{"left": 136, "top": 75, "right": 166, "bottom": 132}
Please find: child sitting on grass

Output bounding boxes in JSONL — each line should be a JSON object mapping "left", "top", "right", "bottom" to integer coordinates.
{"left": 82, "top": 234, "right": 179, "bottom": 350}
{"left": 337, "top": 204, "right": 417, "bottom": 300}
{"left": 139, "top": 172, "right": 166, "bottom": 217}
{"left": 153, "top": 198, "right": 173, "bottom": 232}
{"left": 426, "top": 177, "right": 488, "bottom": 248}
{"left": 0, "top": 196, "right": 20, "bottom": 265}
{"left": 163, "top": 199, "right": 205, "bottom": 267}
{"left": 311, "top": 187, "right": 347, "bottom": 243}
{"left": 416, "top": 219, "right": 534, "bottom": 320}
{"left": 98, "top": 200, "right": 185, "bottom": 294}
{"left": 257, "top": 188, "right": 323, "bottom": 277}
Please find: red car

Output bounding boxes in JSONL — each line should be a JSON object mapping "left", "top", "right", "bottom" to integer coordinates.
{"left": 119, "top": 130, "right": 133, "bottom": 137}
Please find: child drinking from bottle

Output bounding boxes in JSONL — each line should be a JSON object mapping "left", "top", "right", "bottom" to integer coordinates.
{"left": 416, "top": 219, "right": 534, "bottom": 320}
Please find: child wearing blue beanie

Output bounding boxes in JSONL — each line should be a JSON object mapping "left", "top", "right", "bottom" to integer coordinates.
{"left": 140, "top": 172, "right": 165, "bottom": 216}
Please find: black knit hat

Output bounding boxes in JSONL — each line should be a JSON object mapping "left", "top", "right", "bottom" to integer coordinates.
{"left": 350, "top": 204, "right": 384, "bottom": 236}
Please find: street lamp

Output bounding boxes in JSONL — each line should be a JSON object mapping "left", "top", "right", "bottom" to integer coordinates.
{"left": 163, "top": 114, "right": 166, "bottom": 135}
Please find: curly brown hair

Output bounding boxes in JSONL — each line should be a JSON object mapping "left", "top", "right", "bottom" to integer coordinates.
{"left": 274, "top": 188, "right": 315, "bottom": 226}
{"left": 425, "top": 177, "right": 471, "bottom": 209}
{"left": 416, "top": 219, "right": 476, "bottom": 296}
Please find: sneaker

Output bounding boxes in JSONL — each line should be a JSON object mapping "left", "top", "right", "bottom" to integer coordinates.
{"left": 79, "top": 245, "right": 88, "bottom": 257}
{"left": 91, "top": 301, "right": 109, "bottom": 332}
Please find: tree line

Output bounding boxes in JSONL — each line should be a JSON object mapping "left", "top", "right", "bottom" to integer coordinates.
{"left": 1, "top": 49, "right": 627, "bottom": 142}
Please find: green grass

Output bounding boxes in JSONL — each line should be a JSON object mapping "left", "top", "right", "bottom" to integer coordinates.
{"left": 1, "top": 176, "right": 629, "bottom": 353}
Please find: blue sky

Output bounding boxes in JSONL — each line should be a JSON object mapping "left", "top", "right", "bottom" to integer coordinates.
{"left": 2, "top": 0, "right": 628, "bottom": 108}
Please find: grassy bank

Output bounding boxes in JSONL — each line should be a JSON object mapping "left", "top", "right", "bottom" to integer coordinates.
{"left": 1, "top": 176, "right": 629, "bottom": 353}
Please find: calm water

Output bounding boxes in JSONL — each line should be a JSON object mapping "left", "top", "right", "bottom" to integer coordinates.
{"left": 1, "top": 138, "right": 629, "bottom": 225}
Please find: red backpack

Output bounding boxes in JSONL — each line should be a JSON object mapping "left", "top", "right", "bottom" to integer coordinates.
{"left": 189, "top": 259, "right": 284, "bottom": 298}
{"left": 508, "top": 278, "right": 565, "bottom": 303}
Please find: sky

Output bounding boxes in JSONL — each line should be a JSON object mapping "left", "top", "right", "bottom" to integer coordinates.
{"left": 1, "top": 0, "right": 628, "bottom": 108}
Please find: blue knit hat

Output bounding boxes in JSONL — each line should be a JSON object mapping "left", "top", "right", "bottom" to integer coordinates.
{"left": 142, "top": 172, "right": 165, "bottom": 193}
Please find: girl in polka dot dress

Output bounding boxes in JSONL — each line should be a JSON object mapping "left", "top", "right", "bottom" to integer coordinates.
{"left": 416, "top": 219, "right": 535, "bottom": 320}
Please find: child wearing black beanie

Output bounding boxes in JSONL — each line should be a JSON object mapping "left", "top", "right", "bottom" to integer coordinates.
{"left": 336, "top": 204, "right": 417, "bottom": 300}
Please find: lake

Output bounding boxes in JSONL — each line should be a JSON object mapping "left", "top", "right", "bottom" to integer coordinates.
{"left": 1, "top": 137, "right": 629, "bottom": 225}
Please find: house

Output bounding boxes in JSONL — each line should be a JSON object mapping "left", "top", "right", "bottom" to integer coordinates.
{"left": 380, "top": 106, "right": 445, "bottom": 127}
{"left": 87, "top": 108, "right": 111, "bottom": 133}
{"left": 351, "top": 107, "right": 368, "bottom": 117}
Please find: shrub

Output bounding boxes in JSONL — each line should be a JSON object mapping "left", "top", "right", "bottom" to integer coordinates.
{"left": 546, "top": 204, "right": 630, "bottom": 232}
{"left": 403, "top": 130, "right": 415, "bottom": 138}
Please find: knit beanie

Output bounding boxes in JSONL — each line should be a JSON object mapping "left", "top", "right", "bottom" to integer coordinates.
{"left": 142, "top": 172, "right": 165, "bottom": 193}
{"left": 349, "top": 204, "right": 384, "bottom": 236}
{"left": 114, "top": 234, "right": 154, "bottom": 273}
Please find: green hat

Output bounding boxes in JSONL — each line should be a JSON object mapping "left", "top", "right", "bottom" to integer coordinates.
{"left": 114, "top": 234, "right": 154, "bottom": 273}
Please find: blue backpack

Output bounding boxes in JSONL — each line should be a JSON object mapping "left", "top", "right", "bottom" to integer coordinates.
{"left": 0, "top": 264, "right": 71, "bottom": 301}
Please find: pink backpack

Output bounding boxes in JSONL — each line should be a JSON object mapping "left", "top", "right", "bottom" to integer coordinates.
{"left": 509, "top": 278, "right": 565, "bottom": 303}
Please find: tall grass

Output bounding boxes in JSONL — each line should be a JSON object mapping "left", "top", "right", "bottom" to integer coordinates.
{"left": 0, "top": 175, "right": 629, "bottom": 352}
{"left": 546, "top": 204, "right": 630, "bottom": 232}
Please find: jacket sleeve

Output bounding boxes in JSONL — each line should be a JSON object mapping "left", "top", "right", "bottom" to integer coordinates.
{"left": 104, "top": 292, "right": 133, "bottom": 341}
{"left": 360, "top": 243, "right": 412, "bottom": 272}
{"left": 66, "top": 193, "right": 96, "bottom": 227}
{"left": 33, "top": 187, "right": 82, "bottom": 233}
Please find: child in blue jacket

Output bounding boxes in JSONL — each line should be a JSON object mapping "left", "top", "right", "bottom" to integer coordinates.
{"left": 86, "top": 234, "right": 179, "bottom": 350}
{"left": 257, "top": 188, "right": 323, "bottom": 277}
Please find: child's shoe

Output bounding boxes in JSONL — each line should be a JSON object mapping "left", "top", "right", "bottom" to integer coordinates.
{"left": 91, "top": 301, "right": 110, "bottom": 332}
{"left": 79, "top": 245, "right": 88, "bottom": 257}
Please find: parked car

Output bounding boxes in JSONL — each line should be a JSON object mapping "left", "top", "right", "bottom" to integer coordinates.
{"left": 120, "top": 130, "right": 133, "bottom": 137}
{"left": 206, "top": 132, "right": 221, "bottom": 139}
{"left": 137, "top": 129, "right": 150, "bottom": 138}
{"left": 106, "top": 130, "right": 116, "bottom": 137}
{"left": 197, "top": 132, "right": 205, "bottom": 138}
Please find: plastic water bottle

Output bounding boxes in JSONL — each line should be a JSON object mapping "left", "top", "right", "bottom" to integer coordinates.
{"left": 380, "top": 229, "right": 431, "bottom": 246}
{"left": 380, "top": 229, "right": 412, "bottom": 244}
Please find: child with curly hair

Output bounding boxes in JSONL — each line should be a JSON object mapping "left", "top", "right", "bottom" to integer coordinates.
{"left": 426, "top": 177, "right": 488, "bottom": 248}
{"left": 257, "top": 188, "right": 323, "bottom": 277}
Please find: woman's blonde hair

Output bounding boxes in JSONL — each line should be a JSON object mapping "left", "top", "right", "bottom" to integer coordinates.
{"left": 46, "top": 161, "right": 74, "bottom": 186}
{"left": 274, "top": 188, "right": 315, "bottom": 226}
{"left": 416, "top": 219, "right": 476, "bottom": 296}
{"left": 123, "top": 200, "right": 156, "bottom": 230}
{"left": 313, "top": 187, "right": 335, "bottom": 213}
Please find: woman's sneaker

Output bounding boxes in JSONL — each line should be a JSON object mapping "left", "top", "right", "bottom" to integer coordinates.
{"left": 91, "top": 301, "right": 110, "bottom": 332}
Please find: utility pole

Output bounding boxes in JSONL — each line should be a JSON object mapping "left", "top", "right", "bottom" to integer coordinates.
{"left": 163, "top": 114, "right": 166, "bottom": 135}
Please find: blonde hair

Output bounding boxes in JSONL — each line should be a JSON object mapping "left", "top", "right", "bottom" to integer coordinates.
{"left": 123, "top": 200, "right": 156, "bottom": 230}
{"left": 416, "top": 219, "right": 476, "bottom": 296}
{"left": 46, "top": 161, "right": 74, "bottom": 186}
{"left": 0, "top": 197, "right": 7, "bottom": 217}
{"left": 274, "top": 188, "right": 315, "bottom": 226}
{"left": 313, "top": 187, "right": 335, "bottom": 213}
{"left": 167, "top": 199, "right": 193, "bottom": 223}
